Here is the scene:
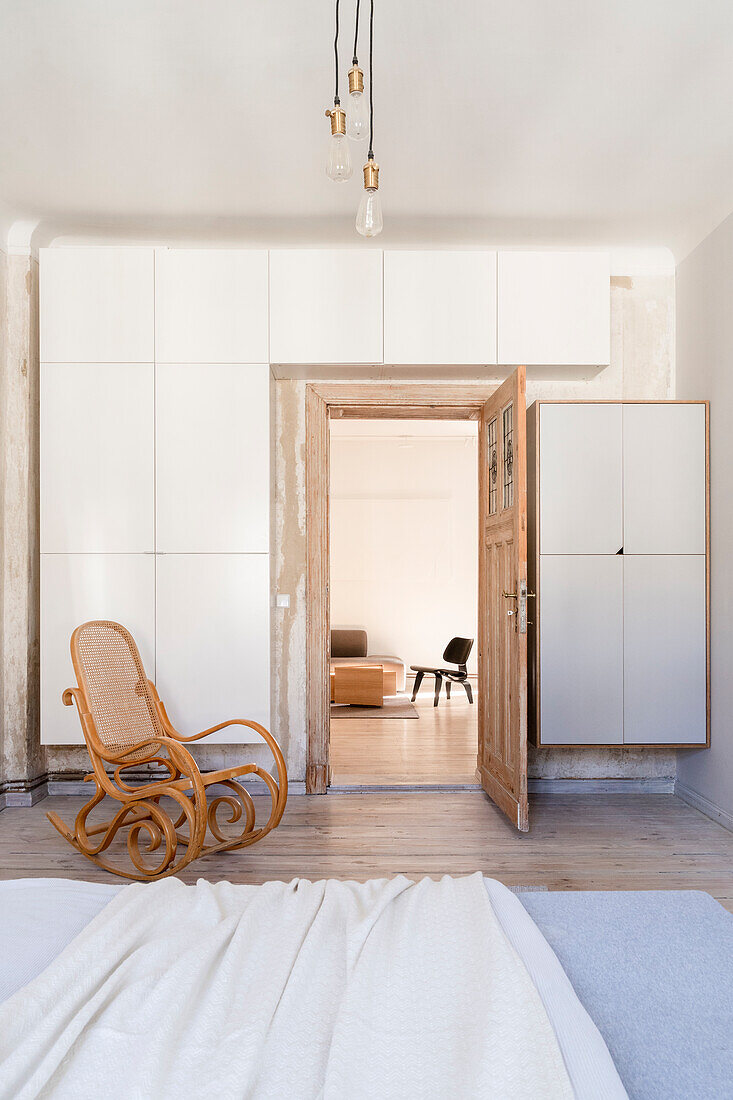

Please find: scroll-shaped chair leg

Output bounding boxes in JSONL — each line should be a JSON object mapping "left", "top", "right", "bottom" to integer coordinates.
{"left": 434, "top": 673, "right": 442, "bottom": 707}
{"left": 464, "top": 680, "right": 473, "bottom": 704}
{"left": 411, "top": 670, "right": 424, "bottom": 702}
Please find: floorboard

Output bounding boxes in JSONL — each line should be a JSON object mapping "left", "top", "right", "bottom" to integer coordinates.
{"left": 1, "top": 792, "right": 731, "bottom": 911}
{"left": 330, "top": 691, "right": 478, "bottom": 785}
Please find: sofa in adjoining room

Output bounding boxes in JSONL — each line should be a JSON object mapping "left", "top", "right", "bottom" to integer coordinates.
{"left": 330, "top": 629, "right": 406, "bottom": 692}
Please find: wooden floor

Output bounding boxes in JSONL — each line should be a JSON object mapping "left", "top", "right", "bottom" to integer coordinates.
{"left": 2, "top": 791, "right": 732, "bottom": 910}
{"left": 330, "top": 690, "right": 478, "bottom": 785}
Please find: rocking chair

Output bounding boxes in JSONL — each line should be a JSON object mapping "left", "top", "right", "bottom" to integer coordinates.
{"left": 47, "top": 621, "right": 287, "bottom": 881}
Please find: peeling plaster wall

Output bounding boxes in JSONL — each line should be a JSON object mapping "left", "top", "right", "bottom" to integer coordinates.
{"left": 0, "top": 250, "right": 44, "bottom": 790}
{"left": 11, "top": 270, "right": 676, "bottom": 787}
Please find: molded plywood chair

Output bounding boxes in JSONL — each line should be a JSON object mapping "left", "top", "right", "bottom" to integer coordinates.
{"left": 410, "top": 637, "right": 474, "bottom": 707}
{"left": 47, "top": 621, "right": 287, "bottom": 881}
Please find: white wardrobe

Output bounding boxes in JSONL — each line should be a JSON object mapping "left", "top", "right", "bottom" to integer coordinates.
{"left": 40, "top": 247, "right": 271, "bottom": 745}
{"left": 527, "top": 401, "right": 709, "bottom": 747}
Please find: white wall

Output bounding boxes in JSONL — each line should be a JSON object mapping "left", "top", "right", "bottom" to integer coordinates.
{"left": 330, "top": 420, "right": 478, "bottom": 676}
{"left": 676, "top": 214, "right": 733, "bottom": 828}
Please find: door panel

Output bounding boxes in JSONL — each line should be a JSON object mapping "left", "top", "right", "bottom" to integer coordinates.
{"left": 497, "top": 252, "right": 610, "bottom": 366}
{"left": 41, "top": 553, "right": 156, "bottom": 745}
{"left": 478, "top": 367, "right": 529, "bottom": 831}
{"left": 383, "top": 251, "right": 497, "bottom": 365}
{"left": 539, "top": 403, "right": 622, "bottom": 554}
{"left": 41, "top": 363, "right": 154, "bottom": 553}
{"left": 154, "top": 249, "right": 269, "bottom": 363}
{"left": 155, "top": 554, "right": 270, "bottom": 742}
{"left": 623, "top": 555, "right": 707, "bottom": 744}
{"left": 540, "top": 555, "right": 623, "bottom": 745}
{"left": 156, "top": 363, "right": 270, "bottom": 553}
{"left": 40, "top": 247, "right": 154, "bottom": 363}
{"left": 623, "top": 404, "right": 706, "bottom": 554}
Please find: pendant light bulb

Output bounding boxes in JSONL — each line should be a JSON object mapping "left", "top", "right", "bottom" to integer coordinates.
{"left": 356, "top": 157, "right": 383, "bottom": 237}
{"left": 325, "top": 104, "right": 353, "bottom": 182}
{"left": 346, "top": 65, "right": 368, "bottom": 140}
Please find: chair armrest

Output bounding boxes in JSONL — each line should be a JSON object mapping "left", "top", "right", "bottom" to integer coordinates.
{"left": 98, "top": 735, "right": 206, "bottom": 802}
{"left": 144, "top": 682, "right": 287, "bottom": 809}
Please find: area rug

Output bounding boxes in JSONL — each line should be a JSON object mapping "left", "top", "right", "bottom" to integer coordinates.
{"left": 331, "top": 694, "right": 419, "bottom": 720}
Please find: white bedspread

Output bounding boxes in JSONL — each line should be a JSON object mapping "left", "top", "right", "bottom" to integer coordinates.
{"left": 0, "top": 873, "right": 576, "bottom": 1100}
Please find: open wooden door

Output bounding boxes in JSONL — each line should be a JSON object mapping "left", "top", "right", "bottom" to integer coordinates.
{"left": 477, "top": 366, "right": 529, "bottom": 831}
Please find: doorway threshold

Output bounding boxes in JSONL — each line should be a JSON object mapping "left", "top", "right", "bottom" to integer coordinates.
{"left": 328, "top": 783, "right": 482, "bottom": 793}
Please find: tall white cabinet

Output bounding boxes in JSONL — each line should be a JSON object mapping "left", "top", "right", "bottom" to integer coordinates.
{"left": 528, "top": 401, "right": 709, "bottom": 748}
{"left": 40, "top": 247, "right": 270, "bottom": 745}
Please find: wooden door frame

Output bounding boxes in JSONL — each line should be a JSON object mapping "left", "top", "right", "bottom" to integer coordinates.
{"left": 305, "top": 383, "right": 498, "bottom": 794}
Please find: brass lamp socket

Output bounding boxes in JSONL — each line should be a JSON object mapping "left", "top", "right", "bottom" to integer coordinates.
{"left": 325, "top": 105, "right": 347, "bottom": 136}
{"left": 348, "top": 65, "right": 364, "bottom": 95}
{"left": 363, "top": 159, "right": 379, "bottom": 190}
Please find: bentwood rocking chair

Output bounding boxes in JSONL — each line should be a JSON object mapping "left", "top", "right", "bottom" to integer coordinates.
{"left": 47, "top": 621, "right": 287, "bottom": 881}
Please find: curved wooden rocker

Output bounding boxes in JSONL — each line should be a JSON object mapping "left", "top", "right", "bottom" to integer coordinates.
{"left": 47, "top": 621, "right": 287, "bottom": 881}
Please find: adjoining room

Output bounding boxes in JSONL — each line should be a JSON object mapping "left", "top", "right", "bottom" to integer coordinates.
{"left": 329, "top": 417, "right": 478, "bottom": 787}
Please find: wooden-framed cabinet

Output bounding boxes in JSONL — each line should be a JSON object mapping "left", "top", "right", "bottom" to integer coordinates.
{"left": 528, "top": 401, "right": 709, "bottom": 748}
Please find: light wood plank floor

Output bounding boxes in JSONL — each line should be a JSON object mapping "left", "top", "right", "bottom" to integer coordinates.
{"left": 330, "top": 691, "right": 478, "bottom": 785}
{"left": 2, "top": 792, "right": 731, "bottom": 910}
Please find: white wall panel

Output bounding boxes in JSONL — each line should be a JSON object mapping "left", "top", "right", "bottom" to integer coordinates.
{"left": 539, "top": 555, "right": 623, "bottom": 744}
{"left": 155, "top": 554, "right": 270, "bottom": 741}
{"left": 40, "top": 248, "right": 154, "bottom": 362}
{"left": 269, "top": 249, "right": 382, "bottom": 364}
{"left": 539, "top": 403, "right": 622, "bottom": 554}
{"left": 623, "top": 403, "right": 706, "bottom": 554}
{"left": 156, "top": 363, "right": 270, "bottom": 553}
{"left": 41, "top": 363, "right": 154, "bottom": 553}
{"left": 155, "top": 249, "right": 268, "bottom": 363}
{"left": 41, "top": 554, "right": 156, "bottom": 745}
{"left": 498, "top": 251, "right": 610, "bottom": 365}
{"left": 623, "top": 555, "right": 707, "bottom": 744}
{"left": 383, "top": 251, "right": 497, "bottom": 364}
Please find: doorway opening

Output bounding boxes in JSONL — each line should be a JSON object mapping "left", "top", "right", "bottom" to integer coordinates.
{"left": 328, "top": 417, "right": 479, "bottom": 788}
{"left": 305, "top": 374, "right": 529, "bottom": 832}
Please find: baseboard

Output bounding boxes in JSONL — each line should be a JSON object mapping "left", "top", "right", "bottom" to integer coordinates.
{"left": 674, "top": 780, "right": 733, "bottom": 832}
{"left": 1, "top": 774, "right": 306, "bottom": 807}
{"left": 0, "top": 776, "right": 49, "bottom": 809}
{"left": 528, "top": 777, "right": 675, "bottom": 794}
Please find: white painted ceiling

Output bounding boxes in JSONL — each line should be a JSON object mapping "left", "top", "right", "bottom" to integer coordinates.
{"left": 1, "top": 0, "right": 732, "bottom": 257}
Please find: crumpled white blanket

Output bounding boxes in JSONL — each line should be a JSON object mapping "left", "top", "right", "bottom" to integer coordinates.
{"left": 0, "top": 872, "right": 575, "bottom": 1100}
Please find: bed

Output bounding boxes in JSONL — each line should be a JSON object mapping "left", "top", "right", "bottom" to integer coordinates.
{"left": 0, "top": 878, "right": 730, "bottom": 1099}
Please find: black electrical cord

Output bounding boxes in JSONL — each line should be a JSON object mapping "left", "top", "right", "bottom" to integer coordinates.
{"left": 334, "top": 0, "right": 341, "bottom": 104}
{"left": 367, "top": 0, "right": 374, "bottom": 158}
{"left": 353, "top": 0, "right": 361, "bottom": 65}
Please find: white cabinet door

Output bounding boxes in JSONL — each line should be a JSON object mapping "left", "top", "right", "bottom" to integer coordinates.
{"left": 156, "top": 364, "right": 269, "bottom": 554}
{"left": 539, "top": 403, "right": 623, "bottom": 554}
{"left": 41, "top": 364, "right": 154, "bottom": 553}
{"left": 383, "top": 251, "right": 497, "bottom": 364}
{"left": 155, "top": 249, "right": 269, "bottom": 363}
{"left": 269, "top": 250, "right": 383, "bottom": 364}
{"left": 155, "top": 555, "right": 270, "bottom": 741}
{"left": 623, "top": 403, "right": 706, "bottom": 554}
{"left": 498, "top": 251, "right": 610, "bottom": 365}
{"left": 539, "top": 555, "right": 623, "bottom": 744}
{"left": 41, "top": 554, "right": 156, "bottom": 745}
{"left": 623, "top": 555, "right": 707, "bottom": 744}
{"left": 40, "top": 248, "right": 154, "bottom": 363}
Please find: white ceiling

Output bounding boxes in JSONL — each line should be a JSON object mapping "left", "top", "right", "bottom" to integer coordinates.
{"left": 1, "top": 0, "right": 732, "bottom": 257}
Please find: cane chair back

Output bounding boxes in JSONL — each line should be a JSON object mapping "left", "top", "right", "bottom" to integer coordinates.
{"left": 71, "top": 621, "right": 162, "bottom": 761}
